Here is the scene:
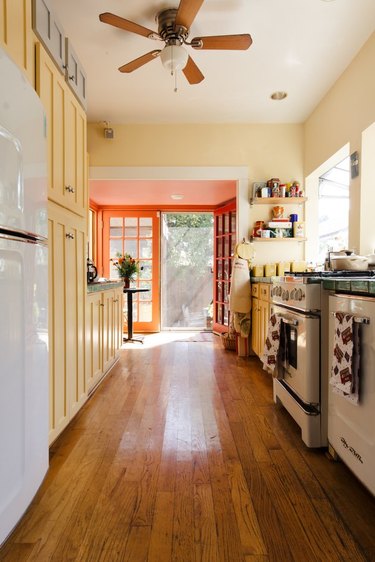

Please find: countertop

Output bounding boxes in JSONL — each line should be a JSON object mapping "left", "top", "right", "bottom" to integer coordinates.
{"left": 322, "top": 278, "right": 375, "bottom": 296}
{"left": 87, "top": 281, "right": 123, "bottom": 293}
{"left": 250, "top": 275, "right": 375, "bottom": 296}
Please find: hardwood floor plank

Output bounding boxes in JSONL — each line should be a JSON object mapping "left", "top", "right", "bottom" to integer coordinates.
{"left": 148, "top": 492, "right": 174, "bottom": 562}
{"left": 193, "top": 484, "right": 220, "bottom": 562}
{"left": 226, "top": 459, "right": 267, "bottom": 557}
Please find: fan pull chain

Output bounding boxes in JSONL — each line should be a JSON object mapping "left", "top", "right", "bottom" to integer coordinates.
{"left": 174, "top": 70, "right": 178, "bottom": 93}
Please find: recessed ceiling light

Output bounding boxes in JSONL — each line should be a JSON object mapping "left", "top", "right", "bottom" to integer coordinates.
{"left": 271, "top": 91, "right": 287, "bottom": 100}
{"left": 170, "top": 194, "right": 184, "bottom": 200}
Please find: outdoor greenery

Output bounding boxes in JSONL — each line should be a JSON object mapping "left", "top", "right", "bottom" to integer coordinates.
{"left": 164, "top": 213, "right": 213, "bottom": 278}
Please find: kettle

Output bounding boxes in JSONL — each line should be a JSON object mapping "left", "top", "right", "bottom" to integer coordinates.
{"left": 87, "top": 258, "right": 98, "bottom": 283}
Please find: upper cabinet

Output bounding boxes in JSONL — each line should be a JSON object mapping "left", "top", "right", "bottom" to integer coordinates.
{"left": 36, "top": 43, "right": 87, "bottom": 217}
{"left": 32, "top": 0, "right": 87, "bottom": 109}
{"left": 0, "top": 0, "right": 34, "bottom": 83}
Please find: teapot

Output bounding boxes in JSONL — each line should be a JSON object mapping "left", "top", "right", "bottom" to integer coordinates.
{"left": 87, "top": 258, "right": 98, "bottom": 283}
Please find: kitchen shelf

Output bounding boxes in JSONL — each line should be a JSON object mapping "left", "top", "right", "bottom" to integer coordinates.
{"left": 250, "top": 197, "right": 307, "bottom": 205}
{"left": 250, "top": 237, "right": 307, "bottom": 242}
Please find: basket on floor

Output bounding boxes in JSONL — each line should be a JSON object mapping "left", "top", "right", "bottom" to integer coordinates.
{"left": 220, "top": 332, "right": 236, "bottom": 351}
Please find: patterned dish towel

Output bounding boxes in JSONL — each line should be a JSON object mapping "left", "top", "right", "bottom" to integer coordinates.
{"left": 262, "top": 314, "right": 282, "bottom": 377}
{"left": 330, "top": 312, "right": 360, "bottom": 405}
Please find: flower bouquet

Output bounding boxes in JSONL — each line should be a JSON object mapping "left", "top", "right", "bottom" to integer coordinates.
{"left": 112, "top": 253, "right": 141, "bottom": 286}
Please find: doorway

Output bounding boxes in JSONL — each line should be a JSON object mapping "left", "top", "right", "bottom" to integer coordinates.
{"left": 161, "top": 212, "right": 214, "bottom": 330}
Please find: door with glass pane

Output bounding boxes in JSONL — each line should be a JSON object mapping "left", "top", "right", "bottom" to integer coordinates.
{"left": 161, "top": 213, "right": 214, "bottom": 330}
{"left": 102, "top": 211, "right": 160, "bottom": 333}
{"left": 213, "top": 201, "right": 236, "bottom": 334}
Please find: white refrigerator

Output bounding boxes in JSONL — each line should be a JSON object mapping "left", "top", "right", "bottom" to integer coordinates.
{"left": 0, "top": 47, "right": 48, "bottom": 545}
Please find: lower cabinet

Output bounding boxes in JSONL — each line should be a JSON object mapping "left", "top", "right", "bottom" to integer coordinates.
{"left": 48, "top": 201, "right": 87, "bottom": 444}
{"left": 251, "top": 282, "right": 271, "bottom": 359}
{"left": 86, "top": 286, "right": 123, "bottom": 393}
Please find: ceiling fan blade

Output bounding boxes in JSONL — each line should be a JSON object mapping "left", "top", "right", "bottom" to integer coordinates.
{"left": 183, "top": 56, "right": 204, "bottom": 84}
{"left": 118, "top": 50, "right": 161, "bottom": 73}
{"left": 191, "top": 34, "right": 253, "bottom": 50}
{"left": 99, "top": 12, "right": 158, "bottom": 39}
{"left": 175, "top": 0, "right": 205, "bottom": 30}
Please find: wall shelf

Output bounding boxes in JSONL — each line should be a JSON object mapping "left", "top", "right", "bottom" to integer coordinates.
{"left": 250, "top": 237, "right": 307, "bottom": 242}
{"left": 250, "top": 197, "right": 307, "bottom": 205}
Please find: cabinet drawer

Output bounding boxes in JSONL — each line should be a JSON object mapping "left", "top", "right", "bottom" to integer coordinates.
{"left": 260, "top": 283, "right": 270, "bottom": 301}
{"left": 251, "top": 283, "right": 259, "bottom": 298}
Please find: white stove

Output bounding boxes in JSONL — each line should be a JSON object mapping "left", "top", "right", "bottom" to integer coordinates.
{"left": 270, "top": 275, "right": 325, "bottom": 447}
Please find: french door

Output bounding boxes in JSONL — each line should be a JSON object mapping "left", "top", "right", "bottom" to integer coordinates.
{"left": 213, "top": 201, "right": 236, "bottom": 334}
{"left": 102, "top": 210, "right": 160, "bottom": 333}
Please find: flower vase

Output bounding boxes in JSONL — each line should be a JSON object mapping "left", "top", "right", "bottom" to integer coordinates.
{"left": 123, "top": 278, "right": 130, "bottom": 289}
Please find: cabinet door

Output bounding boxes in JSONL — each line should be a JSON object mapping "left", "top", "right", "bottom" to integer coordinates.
{"left": 66, "top": 212, "right": 87, "bottom": 418}
{"left": 86, "top": 291, "right": 103, "bottom": 392}
{"left": 251, "top": 298, "right": 260, "bottom": 357}
{"left": 112, "top": 288, "right": 123, "bottom": 354}
{"left": 258, "top": 299, "right": 270, "bottom": 361}
{"left": 48, "top": 202, "right": 87, "bottom": 443}
{"left": 48, "top": 207, "right": 69, "bottom": 442}
{"left": 64, "top": 88, "right": 87, "bottom": 216}
{"left": 0, "top": 0, "right": 33, "bottom": 82}
{"left": 36, "top": 44, "right": 66, "bottom": 207}
{"left": 102, "top": 290, "right": 115, "bottom": 374}
{"left": 36, "top": 44, "right": 87, "bottom": 217}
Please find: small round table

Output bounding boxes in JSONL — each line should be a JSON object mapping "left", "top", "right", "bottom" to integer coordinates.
{"left": 123, "top": 288, "right": 150, "bottom": 343}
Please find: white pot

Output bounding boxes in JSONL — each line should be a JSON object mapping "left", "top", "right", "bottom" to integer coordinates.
{"left": 330, "top": 255, "right": 369, "bottom": 271}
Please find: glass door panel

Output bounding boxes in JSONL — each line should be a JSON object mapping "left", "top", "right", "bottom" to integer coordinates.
{"left": 103, "top": 210, "right": 160, "bottom": 333}
{"left": 161, "top": 212, "right": 214, "bottom": 330}
{"left": 213, "top": 201, "right": 236, "bottom": 334}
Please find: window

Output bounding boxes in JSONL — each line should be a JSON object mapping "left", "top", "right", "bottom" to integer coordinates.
{"left": 318, "top": 157, "right": 350, "bottom": 264}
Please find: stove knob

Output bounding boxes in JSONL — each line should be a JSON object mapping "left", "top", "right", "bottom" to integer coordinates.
{"left": 272, "top": 286, "right": 277, "bottom": 297}
{"left": 282, "top": 289, "right": 289, "bottom": 301}
{"left": 290, "top": 288, "right": 296, "bottom": 300}
{"left": 277, "top": 286, "right": 282, "bottom": 296}
{"left": 296, "top": 288, "right": 303, "bottom": 301}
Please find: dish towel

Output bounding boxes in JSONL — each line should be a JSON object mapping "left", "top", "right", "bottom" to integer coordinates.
{"left": 330, "top": 312, "right": 360, "bottom": 404}
{"left": 262, "top": 313, "right": 283, "bottom": 377}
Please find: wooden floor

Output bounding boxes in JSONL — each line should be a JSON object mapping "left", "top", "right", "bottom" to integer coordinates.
{"left": 1, "top": 332, "right": 375, "bottom": 562}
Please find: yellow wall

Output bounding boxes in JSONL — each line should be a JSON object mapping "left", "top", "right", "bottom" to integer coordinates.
{"left": 304, "top": 31, "right": 375, "bottom": 253}
{"left": 88, "top": 122, "right": 304, "bottom": 184}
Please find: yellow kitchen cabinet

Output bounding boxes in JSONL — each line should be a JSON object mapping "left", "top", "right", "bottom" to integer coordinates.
{"left": 251, "top": 283, "right": 271, "bottom": 359}
{"left": 86, "top": 286, "right": 123, "bottom": 393}
{"left": 36, "top": 43, "right": 87, "bottom": 218}
{"left": 48, "top": 201, "right": 87, "bottom": 444}
{"left": 0, "top": 0, "right": 34, "bottom": 83}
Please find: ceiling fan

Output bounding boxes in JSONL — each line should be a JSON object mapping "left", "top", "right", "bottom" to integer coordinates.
{"left": 99, "top": 0, "right": 252, "bottom": 85}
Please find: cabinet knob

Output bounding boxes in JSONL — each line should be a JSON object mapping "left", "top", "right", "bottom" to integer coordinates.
{"left": 65, "top": 185, "right": 74, "bottom": 193}
{"left": 99, "top": 303, "right": 105, "bottom": 307}
{"left": 65, "top": 232, "right": 74, "bottom": 240}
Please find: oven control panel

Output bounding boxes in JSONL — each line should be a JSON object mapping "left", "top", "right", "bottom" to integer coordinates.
{"left": 271, "top": 280, "right": 321, "bottom": 311}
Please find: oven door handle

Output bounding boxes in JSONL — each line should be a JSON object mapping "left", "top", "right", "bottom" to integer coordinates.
{"left": 278, "top": 316, "right": 299, "bottom": 327}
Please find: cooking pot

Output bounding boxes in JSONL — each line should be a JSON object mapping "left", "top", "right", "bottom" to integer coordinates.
{"left": 87, "top": 258, "right": 98, "bottom": 283}
{"left": 330, "top": 255, "right": 369, "bottom": 271}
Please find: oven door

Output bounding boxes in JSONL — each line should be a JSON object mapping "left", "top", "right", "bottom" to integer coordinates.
{"left": 271, "top": 304, "right": 320, "bottom": 405}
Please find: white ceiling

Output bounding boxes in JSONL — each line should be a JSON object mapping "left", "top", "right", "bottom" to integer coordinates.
{"left": 51, "top": 0, "right": 375, "bottom": 125}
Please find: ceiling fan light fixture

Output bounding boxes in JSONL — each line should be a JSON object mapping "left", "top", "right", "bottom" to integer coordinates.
{"left": 170, "top": 193, "right": 184, "bottom": 200}
{"left": 160, "top": 44, "right": 188, "bottom": 73}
